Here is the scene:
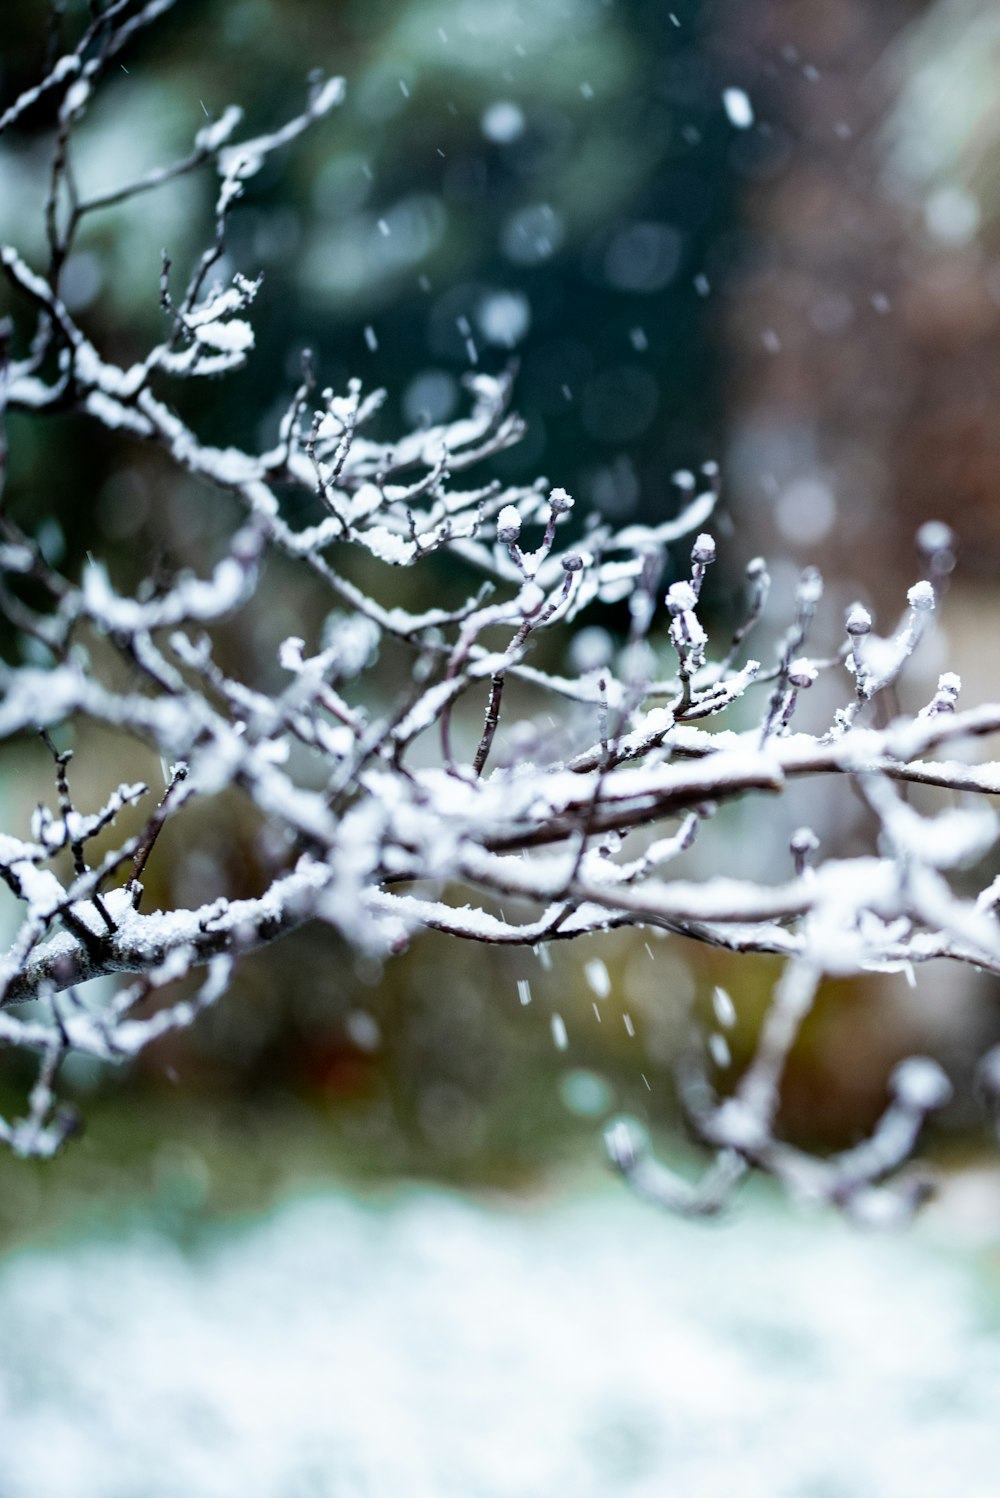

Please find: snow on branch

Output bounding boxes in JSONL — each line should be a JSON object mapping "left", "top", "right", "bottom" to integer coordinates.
{"left": 1, "top": 7, "right": 1000, "bottom": 1217}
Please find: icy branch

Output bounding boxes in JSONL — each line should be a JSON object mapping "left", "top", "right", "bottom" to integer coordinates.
{"left": 1, "top": 6, "right": 1000, "bottom": 1216}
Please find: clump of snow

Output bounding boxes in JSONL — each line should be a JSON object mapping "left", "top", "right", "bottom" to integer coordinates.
{"left": 357, "top": 526, "right": 415, "bottom": 565}
{"left": 666, "top": 581, "right": 697, "bottom": 612}
{"left": 192, "top": 318, "right": 254, "bottom": 353}
{"left": 907, "top": 580, "right": 935, "bottom": 612}
{"left": 890, "top": 1056, "right": 953, "bottom": 1112}
{"left": 517, "top": 581, "right": 544, "bottom": 615}
{"left": 497, "top": 505, "right": 522, "bottom": 542}
{"left": 62, "top": 78, "right": 91, "bottom": 117}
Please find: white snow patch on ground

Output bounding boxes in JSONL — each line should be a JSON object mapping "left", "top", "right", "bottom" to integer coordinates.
{"left": 0, "top": 1183, "right": 997, "bottom": 1497}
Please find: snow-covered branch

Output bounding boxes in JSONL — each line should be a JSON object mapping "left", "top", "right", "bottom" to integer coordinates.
{"left": 1, "top": 3, "right": 1000, "bottom": 1216}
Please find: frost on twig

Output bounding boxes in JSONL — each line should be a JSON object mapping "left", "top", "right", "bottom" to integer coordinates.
{"left": 2, "top": 6, "right": 1000, "bottom": 1214}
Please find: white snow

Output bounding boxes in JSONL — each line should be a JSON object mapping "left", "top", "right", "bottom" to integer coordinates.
{"left": 477, "top": 291, "right": 531, "bottom": 348}
{"left": 584, "top": 958, "right": 611, "bottom": 1000}
{"left": 481, "top": 100, "right": 526, "bottom": 143}
{"left": 712, "top": 985, "right": 736, "bottom": 1028}
{"left": 62, "top": 77, "right": 91, "bottom": 117}
{"left": 357, "top": 526, "right": 416, "bottom": 565}
{"left": 666, "top": 580, "right": 697, "bottom": 612}
{"left": 708, "top": 1032, "right": 731, "bottom": 1067}
{"left": 907, "top": 580, "right": 936, "bottom": 612}
{"left": 497, "top": 504, "right": 522, "bottom": 540}
{"left": 0, "top": 1182, "right": 997, "bottom": 1498}
{"left": 723, "top": 87, "right": 754, "bottom": 129}
{"left": 890, "top": 1056, "right": 953, "bottom": 1112}
{"left": 195, "top": 104, "right": 244, "bottom": 153}
{"left": 192, "top": 318, "right": 254, "bottom": 353}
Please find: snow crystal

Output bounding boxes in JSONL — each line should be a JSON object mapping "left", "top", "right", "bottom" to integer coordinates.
{"left": 917, "top": 520, "right": 955, "bottom": 556}
{"left": 708, "top": 1033, "right": 731, "bottom": 1068}
{"left": 477, "top": 291, "right": 531, "bottom": 348}
{"left": 481, "top": 100, "right": 525, "bottom": 143}
{"left": 723, "top": 87, "right": 754, "bottom": 129}
{"left": 584, "top": 958, "right": 611, "bottom": 1000}
{"left": 344, "top": 1010, "right": 381, "bottom": 1052}
{"left": 712, "top": 985, "right": 736, "bottom": 1028}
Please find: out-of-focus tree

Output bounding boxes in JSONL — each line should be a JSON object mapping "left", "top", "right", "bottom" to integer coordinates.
{"left": 709, "top": 0, "right": 1000, "bottom": 590}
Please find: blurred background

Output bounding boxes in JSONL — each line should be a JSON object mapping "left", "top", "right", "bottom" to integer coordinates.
{"left": 1, "top": 0, "right": 1000, "bottom": 1343}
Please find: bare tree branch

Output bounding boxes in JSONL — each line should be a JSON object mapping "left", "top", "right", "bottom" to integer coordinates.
{"left": 0, "top": 3, "right": 998, "bottom": 1217}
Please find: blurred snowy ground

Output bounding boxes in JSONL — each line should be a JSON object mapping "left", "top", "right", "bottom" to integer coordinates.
{"left": 0, "top": 1177, "right": 998, "bottom": 1498}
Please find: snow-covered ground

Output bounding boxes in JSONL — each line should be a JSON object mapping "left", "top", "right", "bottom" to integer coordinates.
{"left": 0, "top": 1177, "right": 998, "bottom": 1498}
